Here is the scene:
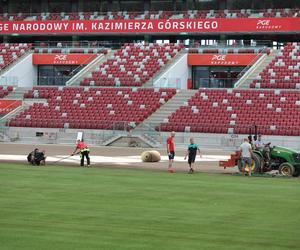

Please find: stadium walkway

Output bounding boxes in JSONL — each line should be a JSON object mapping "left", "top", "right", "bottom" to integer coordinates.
{"left": 0, "top": 143, "right": 237, "bottom": 173}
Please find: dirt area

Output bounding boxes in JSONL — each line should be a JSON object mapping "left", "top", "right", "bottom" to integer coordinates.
{"left": 0, "top": 142, "right": 238, "bottom": 174}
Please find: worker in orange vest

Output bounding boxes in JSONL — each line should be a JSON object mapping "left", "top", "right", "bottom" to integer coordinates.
{"left": 72, "top": 139, "right": 90, "bottom": 167}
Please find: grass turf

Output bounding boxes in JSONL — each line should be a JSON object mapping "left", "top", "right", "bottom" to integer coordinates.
{"left": 0, "top": 163, "right": 300, "bottom": 250}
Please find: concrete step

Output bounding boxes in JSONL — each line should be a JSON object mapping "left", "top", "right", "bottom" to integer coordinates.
{"left": 155, "top": 107, "right": 184, "bottom": 111}
{"left": 138, "top": 89, "right": 197, "bottom": 128}
{"left": 236, "top": 50, "right": 279, "bottom": 89}
{"left": 102, "top": 135, "right": 123, "bottom": 146}
{"left": 3, "top": 87, "right": 31, "bottom": 99}
{"left": 143, "top": 51, "right": 186, "bottom": 87}
{"left": 66, "top": 50, "right": 113, "bottom": 86}
{"left": 0, "top": 50, "right": 33, "bottom": 77}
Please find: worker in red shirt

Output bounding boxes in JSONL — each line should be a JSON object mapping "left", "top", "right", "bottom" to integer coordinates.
{"left": 166, "top": 131, "right": 175, "bottom": 173}
{"left": 72, "top": 139, "right": 90, "bottom": 167}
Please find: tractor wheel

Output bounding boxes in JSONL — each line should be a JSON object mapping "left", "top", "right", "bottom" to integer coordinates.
{"left": 279, "top": 163, "right": 295, "bottom": 177}
{"left": 292, "top": 168, "right": 300, "bottom": 177}
{"left": 237, "top": 154, "right": 261, "bottom": 173}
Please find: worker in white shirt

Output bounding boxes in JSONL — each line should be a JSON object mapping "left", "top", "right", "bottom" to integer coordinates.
{"left": 239, "top": 138, "right": 254, "bottom": 176}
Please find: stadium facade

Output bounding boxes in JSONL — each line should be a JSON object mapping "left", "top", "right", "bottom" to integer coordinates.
{"left": 0, "top": 0, "right": 300, "bottom": 149}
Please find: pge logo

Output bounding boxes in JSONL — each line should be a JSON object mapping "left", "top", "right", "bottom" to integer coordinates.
{"left": 54, "top": 55, "right": 68, "bottom": 61}
{"left": 257, "top": 20, "right": 271, "bottom": 26}
{"left": 256, "top": 19, "right": 280, "bottom": 30}
{"left": 212, "top": 55, "right": 226, "bottom": 61}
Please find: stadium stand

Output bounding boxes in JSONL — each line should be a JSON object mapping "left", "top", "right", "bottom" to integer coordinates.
{"left": 0, "top": 43, "right": 32, "bottom": 70}
{"left": 8, "top": 87, "right": 176, "bottom": 129}
{"left": 1, "top": 1, "right": 300, "bottom": 142}
{"left": 0, "top": 86, "right": 13, "bottom": 98}
{"left": 0, "top": 9, "right": 299, "bottom": 21}
{"left": 250, "top": 42, "right": 300, "bottom": 89}
{"left": 159, "top": 88, "right": 300, "bottom": 136}
{"left": 188, "top": 47, "right": 271, "bottom": 54}
{"left": 34, "top": 47, "right": 108, "bottom": 54}
{"left": 80, "top": 43, "right": 184, "bottom": 87}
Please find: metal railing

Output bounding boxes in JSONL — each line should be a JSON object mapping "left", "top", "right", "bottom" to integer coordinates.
{"left": 234, "top": 52, "right": 268, "bottom": 88}
{"left": 66, "top": 54, "right": 106, "bottom": 86}
{"left": 188, "top": 40, "right": 273, "bottom": 49}
{"left": 236, "top": 53, "right": 267, "bottom": 80}
{"left": 191, "top": 77, "right": 240, "bottom": 89}
{"left": 8, "top": 118, "right": 300, "bottom": 135}
{"left": 0, "top": 76, "right": 18, "bottom": 86}
{"left": 4, "top": 119, "right": 300, "bottom": 149}
{"left": 157, "top": 122, "right": 300, "bottom": 135}
{"left": 32, "top": 40, "right": 278, "bottom": 51}
{"left": 0, "top": 49, "right": 33, "bottom": 76}
{"left": 34, "top": 40, "right": 116, "bottom": 49}
{"left": 28, "top": 78, "right": 171, "bottom": 88}
{"left": 7, "top": 77, "right": 245, "bottom": 89}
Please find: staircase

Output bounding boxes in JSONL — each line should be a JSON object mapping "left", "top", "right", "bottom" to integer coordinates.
{"left": 0, "top": 126, "right": 9, "bottom": 142}
{"left": 3, "top": 87, "right": 30, "bottom": 99}
{"left": 0, "top": 102, "right": 31, "bottom": 127}
{"left": 143, "top": 50, "right": 186, "bottom": 87}
{"left": 139, "top": 89, "right": 198, "bottom": 128}
{"left": 0, "top": 50, "right": 33, "bottom": 77}
{"left": 1, "top": 87, "right": 33, "bottom": 125}
{"left": 236, "top": 50, "right": 279, "bottom": 89}
{"left": 66, "top": 49, "right": 114, "bottom": 86}
{"left": 102, "top": 134, "right": 124, "bottom": 146}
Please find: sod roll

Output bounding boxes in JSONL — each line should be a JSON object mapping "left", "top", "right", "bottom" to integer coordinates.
{"left": 141, "top": 150, "right": 161, "bottom": 162}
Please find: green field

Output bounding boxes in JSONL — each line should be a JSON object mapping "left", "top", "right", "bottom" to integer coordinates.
{"left": 0, "top": 164, "right": 300, "bottom": 250}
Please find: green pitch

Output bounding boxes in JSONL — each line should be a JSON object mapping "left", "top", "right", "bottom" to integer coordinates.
{"left": 0, "top": 164, "right": 300, "bottom": 250}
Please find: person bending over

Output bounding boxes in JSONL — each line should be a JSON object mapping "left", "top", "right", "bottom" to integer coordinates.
{"left": 27, "top": 148, "right": 46, "bottom": 166}
{"left": 73, "top": 139, "right": 90, "bottom": 167}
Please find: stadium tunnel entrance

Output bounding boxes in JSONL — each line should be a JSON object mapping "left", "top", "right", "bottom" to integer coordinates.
{"left": 192, "top": 66, "right": 243, "bottom": 89}
{"left": 37, "top": 65, "right": 80, "bottom": 86}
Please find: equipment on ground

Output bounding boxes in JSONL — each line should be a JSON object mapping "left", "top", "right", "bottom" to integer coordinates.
{"left": 50, "top": 154, "right": 75, "bottom": 165}
{"left": 141, "top": 150, "right": 161, "bottom": 162}
{"left": 219, "top": 144, "right": 300, "bottom": 177}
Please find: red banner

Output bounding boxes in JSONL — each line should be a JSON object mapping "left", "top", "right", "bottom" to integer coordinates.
{"left": 32, "top": 54, "right": 97, "bottom": 65}
{"left": 0, "top": 100, "right": 22, "bottom": 115}
{"left": 0, "top": 17, "right": 299, "bottom": 34}
{"left": 188, "top": 54, "right": 260, "bottom": 66}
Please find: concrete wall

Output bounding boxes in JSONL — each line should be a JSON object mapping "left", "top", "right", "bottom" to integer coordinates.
{"left": 160, "top": 132, "right": 300, "bottom": 151}
{"left": 153, "top": 54, "right": 188, "bottom": 89}
{"left": 1, "top": 53, "right": 36, "bottom": 88}
{"left": 6, "top": 126, "right": 300, "bottom": 152}
{"left": 6, "top": 127, "right": 114, "bottom": 145}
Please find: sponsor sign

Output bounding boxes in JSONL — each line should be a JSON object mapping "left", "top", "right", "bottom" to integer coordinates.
{"left": 32, "top": 54, "right": 97, "bottom": 65}
{"left": 0, "top": 17, "right": 299, "bottom": 34}
{"left": 0, "top": 100, "right": 22, "bottom": 115}
{"left": 188, "top": 53, "right": 260, "bottom": 66}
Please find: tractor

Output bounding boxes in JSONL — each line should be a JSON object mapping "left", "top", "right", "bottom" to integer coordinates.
{"left": 220, "top": 143, "right": 300, "bottom": 177}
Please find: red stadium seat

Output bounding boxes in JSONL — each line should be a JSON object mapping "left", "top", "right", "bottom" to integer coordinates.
{"left": 159, "top": 88, "right": 300, "bottom": 136}
{"left": 250, "top": 42, "right": 300, "bottom": 90}
{"left": 11, "top": 86, "right": 176, "bottom": 130}
{"left": 80, "top": 43, "right": 182, "bottom": 87}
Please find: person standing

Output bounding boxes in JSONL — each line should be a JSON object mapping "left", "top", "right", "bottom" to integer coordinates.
{"left": 254, "top": 134, "right": 264, "bottom": 150}
{"left": 166, "top": 131, "right": 175, "bottom": 173}
{"left": 254, "top": 134, "right": 271, "bottom": 168}
{"left": 184, "top": 138, "right": 201, "bottom": 174}
{"left": 239, "top": 138, "right": 254, "bottom": 176}
{"left": 73, "top": 139, "right": 90, "bottom": 167}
